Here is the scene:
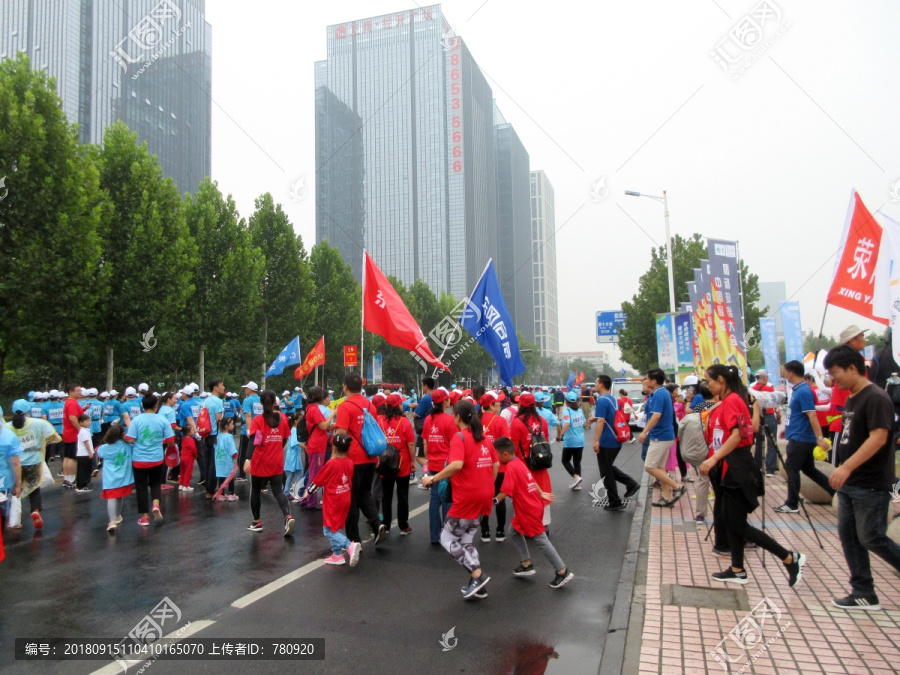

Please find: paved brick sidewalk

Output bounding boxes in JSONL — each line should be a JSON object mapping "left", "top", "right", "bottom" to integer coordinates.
{"left": 637, "top": 471, "right": 900, "bottom": 674}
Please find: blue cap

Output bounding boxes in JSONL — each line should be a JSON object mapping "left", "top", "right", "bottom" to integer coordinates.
{"left": 534, "top": 392, "right": 548, "bottom": 403}
{"left": 12, "top": 399, "right": 31, "bottom": 414}
{"left": 27, "top": 391, "right": 35, "bottom": 401}
{"left": 565, "top": 390, "right": 579, "bottom": 402}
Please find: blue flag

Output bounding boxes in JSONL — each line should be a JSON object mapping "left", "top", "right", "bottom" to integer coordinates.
{"left": 567, "top": 372, "right": 576, "bottom": 390}
{"left": 265, "top": 336, "right": 301, "bottom": 377}
{"left": 459, "top": 260, "right": 526, "bottom": 386}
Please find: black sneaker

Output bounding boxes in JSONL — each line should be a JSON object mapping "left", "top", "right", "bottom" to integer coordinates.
{"left": 624, "top": 483, "right": 640, "bottom": 499}
{"left": 473, "top": 590, "right": 488, "bottom": 599}
{"left": 712, "top": 547, "right": 731, "bottom": 557}
{"left": 495, "top": 530, "right": 506, "bottom": 542}
{"left": 604, "top": 502, "right": 627, "bottom": 511}
{"left": 481, "top": 531, "right": 491, "bottom": 543}
{"left": 373, "top": 524, "right": 388, "bottom": 546}
{"left": 461, "top": 575, "right": 491, "bottom": 599}
{"left": 711, "top": 568, "right": 749, "bottom": 584}
{"left": 784, "top": 552, "right": 805, "bottom": 588}
{"left": 74, "top": 486, "right": 93, "bottom": 493}
{"left": 246, "top": 522, "right": 263, "bottom": 532}
{"left": 549, "top": 570, "right": 574, "bottom": 589}
{"left": 831, "top": 594, "right": 881, "bottom": 611}
{"left": 514, "top": 564, "right": 536, "bottom": 577}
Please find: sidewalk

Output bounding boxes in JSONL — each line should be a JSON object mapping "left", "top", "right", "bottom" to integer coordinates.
{"left": 636, "top": 471, "right": 900, "bottom": 674}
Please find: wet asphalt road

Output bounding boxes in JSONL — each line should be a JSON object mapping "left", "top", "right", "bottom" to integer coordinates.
{"left": 1, "top": 428, "right": 644, "bottom": 675}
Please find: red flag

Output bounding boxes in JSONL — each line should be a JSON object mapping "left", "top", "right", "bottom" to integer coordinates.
{"left": 294, "top": 336, "right": 326, "bottom": 379}
{"left": 575, "top": 372, "right": 585, "bottom": 386}
{"left": 362, "top": 252, "right": 450, "bottom": 372}
{"left": 827, "top": 191, "right": 888, "bottom": 324}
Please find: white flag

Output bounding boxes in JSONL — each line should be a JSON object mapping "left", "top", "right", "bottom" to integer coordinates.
{"left": 872, "top": 212, "right": 900, "bottom": 320}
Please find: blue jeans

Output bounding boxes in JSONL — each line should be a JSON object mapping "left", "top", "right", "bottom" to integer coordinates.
{"left": 324, "top": 526, "right": 351, "bottom": 555}
{"left": 837, "top": 485, "right": 900, "bottom": 597}
{"left": 284, "top": 470, "right": 301, "bottom": 496}
{"left": 429, "top": 472, "right": 449, "bottom": 543}
{"left": 785, "top": 440, "right": 834, "bottom": 508}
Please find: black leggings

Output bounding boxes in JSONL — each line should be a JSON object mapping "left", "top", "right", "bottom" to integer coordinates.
{"left": 480, "top": 473, "right": 507, "bottom": 534}
{"left": 250, "top": 474, "right": 290, "bottom": 521}
{"left": 134, "top": 464, "right": 164, "bottom": 514}
{"left": 381, "top": 474, "right": 410, "bottom": 530}
{"left": 562, "top": 447, "right": 583, "bottom": 477}
{"left": 719, "top": 484, "right": 790, "bottom": 570}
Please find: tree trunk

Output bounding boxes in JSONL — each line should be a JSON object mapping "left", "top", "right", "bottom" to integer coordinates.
{"left": 199, "top": 346, "right": 205, "bottom": 390}
{"left": 106, "top": 345, "right": 114, "bottom": 392}
{"left": 261, "top": 315, "right": 268, "bottom": 390}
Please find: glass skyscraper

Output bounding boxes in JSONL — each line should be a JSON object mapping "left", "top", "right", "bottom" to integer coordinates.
{"left": 1, "top": 0, "right": 211, "bottom": 195}
{"left": 531, "top": 170, "right": 560, "bottom": 357}
{"left": 315, "top": 4, "right": 498, "bottom": 300}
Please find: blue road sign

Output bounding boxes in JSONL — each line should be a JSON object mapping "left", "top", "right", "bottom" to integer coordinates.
{"left": 597, "top": 311, "right": 626, "bottom": 344}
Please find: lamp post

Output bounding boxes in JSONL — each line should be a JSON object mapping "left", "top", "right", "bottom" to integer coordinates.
{"left": 624, "top": 190, "right": 676, "bottom": 314}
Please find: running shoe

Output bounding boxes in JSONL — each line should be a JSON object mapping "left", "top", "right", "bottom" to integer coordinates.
{"left": 399, "top": 527, "right": 413, "bottom": 536}
{"left": 348, "top": 542, "right": 361, "bottom": 567}
{"left": 481, "top": 531, "right": 491, "bottom": 543}
{"left": 179, "top": 485, "right": 195, "bottom": 492}
{"left": 374, "top": 523, "right": 388, "bottom": 545}
{"left": 765, "top": 472, "right": 777, "bottom": 477}
{"left": 694, "top": 515, "right": 706, "bottom": 523}
{"left": 107, "top": 523, "right": 117, "bottom": 534}
{"left": 215, "top": 495, "right": 228, "bottom": 502}
{"left": 409, "top": 475, "right": 418, "bottom": 484}
{"left": 624, "top": 484, "right": 641, "bottom": 499}
{"left": 774, "top": 504, "right": 799, "bottom": 514}
{"left": 569, "top": 476, "right": 583, "bottom": 490}
{"left": 712, "top": 547, "right": 731, "bottom": 557}
{"left": 473, "top": 590, "right": 488, "bottom": 599}
{"left": 784, "top": 552, "right": 806, "bottom": 588}
{"left": 682, "top": 474, "right": 694, "bottom": 483}
{"left": 284, "top": 516, "right": 296, "bottom": 537}
{"left": 514, "top": 564, "right": 536, "bottom": 577}
{"left": 116, "top": 515, "right": 123, "bottom": 524}
{"left": 604, "top": 502, "right": 627, "bottom": 511}
{"left": 197, "top": 479, "right": 206, "bottom": 486}
{"left": 75, "top": 486, "right": 93, "bottom": 493}
{"left": 137, "top": 516, "right": 150, "bottom": 527}
{"left": 234, "top": 477, "right": 247, "bottom": 483}
{"left": 31, "top": 511, "right": 44, "bottom": 529}
{"left": 247, "top": 521, "right": 263, "bottom": 532}
{"left": 549, "top": 570, "right": 574, "bottom": 589}
{"left": 461, "top": 575, "right": 491, "bottom": 599}
{"left": 226, "top": 494, "right": 238, "bottom": 502}
{"left": 712, "top": 568, "right": 749, "bottom": 584}
{"left": 151, "top": 507, "right": 163, "bottom": 522}
{"left": 63, "top": 481, "right": 74, "bottom": 489}
{"left": 324, "top": 554, "right": 345, "bottom": 565}
{"left": 495, "top": 530, "right": 506, "bottom": 542}
{"left": 92, "top": 469, "right": 99, "bottom": 477}
{"left": 831, "top": 594, "right": 881, "bottom": 611}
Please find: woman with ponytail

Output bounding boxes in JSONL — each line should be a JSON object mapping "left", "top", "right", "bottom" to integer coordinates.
{"left": 510, "top": 392, "right": 554, "bottom": 529}
{"left": 699, "top": 365, "right": 806, "bottom": 588}
{"left": 422, "top": 399, "right": 498, "bottom": 599}
{"left": 245, "top": 390, "right": 295, "bottom": 537}
{"left": 422, "top": 387, "right": 457, "bottom": 544}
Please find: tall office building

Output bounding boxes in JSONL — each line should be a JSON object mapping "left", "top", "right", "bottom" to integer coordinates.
{"left": 494, "top": 105, "right": 534, "bottom": 344}
{"left": 758, "top": 281, "right": 787, "bottom": 337}
{"left": 1, "top": 0, "right": 212, "bottom": 194}
{"left": 315, "top": 4, "right": 498, "bottom": 300}
{"left": 530, "top": 169, "right": 559, "bottom": 357}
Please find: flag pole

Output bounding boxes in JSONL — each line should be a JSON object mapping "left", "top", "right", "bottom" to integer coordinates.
{"left": 816, "top": 305, "right": 829, "bottom": 351}
{"left": 360, "top": 250, "right": 366, "bottom": 376}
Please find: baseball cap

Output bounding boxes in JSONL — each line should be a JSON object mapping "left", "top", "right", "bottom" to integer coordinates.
{"left": 534, "top": 392, "right": 548, "bottom": 403}
{"left": 480, "top": 391, "right": 499, "bottom": 408}
{"left": 124, "top": 386, "right": 137, "bottom": 397}
{"left": 11, "top": 399, "right": 30, "bottom": 414}
{"left": 294, "top": 387, "right": 301, "bottom": 392}
{"left": 109, "top": 389, "right": 119, "bottom": 397}
{"left": 242, "top": 381, "right": 259, "bottom": 392}
{"left": 754, "top": 370, "right": 768, "bottom": 378}
{"left": 683, "top": 375, "right": 699, "bottom": 386}
{"left": 282, "top": 390, "right": 290, "bottom": 396}
{"left": 839, "top": 324, "right": 867, "bottom": 344}
{"left": 49, "top": 389, "right": 60, "bottom": 398}
{"left": 386, "top": 393, "right": 402, "bottom": 408}
{"left": 565, "top": 390, "right": 579, "bottom": 402}
{"left": 371, "top": 393, "right": 387, "bottom": 408}
{"left": 518, "top": 392, "right": 536, "bottom": 408}
{"left": 200, "top": 391, "right": 209, "bottom": 398}
{"left": 180, "top": 387, "right": 192, "bottom": 396}
{"left": 431, "top": 387, "right": 449, "bottom": 404}
{"left": 449, "top": 389, "right": 463, "bottom": 404}
{"left": 100, "top": 391, "right": 109, "bottom": 398}
{"left": 138, "top": 383, "right": 149, "bottom": 392}
{"left": 189, "top": 382, "right": 199, "bottom": 392}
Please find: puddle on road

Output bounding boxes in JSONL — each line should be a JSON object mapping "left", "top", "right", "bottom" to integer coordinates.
{"left": 496, "top": 640, "right": 598, "bottom": 675}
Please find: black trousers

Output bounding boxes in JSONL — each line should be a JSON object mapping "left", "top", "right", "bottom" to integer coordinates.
{"left": 75, "top": 456, "right": 93, "bottom": 488}
{"left": 250, "top": 474, "right": 290, "bottom": 521}
{"left": 134, "top": 465, "right": 164, "bottom": 514}
{"left": 381, "top": 474, "right": 410, "bottom": 530}
{"left": 238, "top": 435, "right": 250, "bottom": 478}
{"left": 480, "top": 472, "right": 507, "bottom": 534}
{"left": 562, "top": 446, "right": 583, "bottom": 477}
{"left": 346, "top": 463, "right": 380, "bottom": 542}
{"left": 720, "top": 485, "right": 789, "bottom": 570}
{"left": 596, "top": 446, "right": 639, "bottom": 505}
{"left": 204, "top": 436, "right": 218, "bottom": 494}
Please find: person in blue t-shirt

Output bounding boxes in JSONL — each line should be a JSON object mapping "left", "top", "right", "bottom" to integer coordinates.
{"left": 638, "top": 368, "right": 683, "bottom": 507}
{"left": 591, "top": 375, "right": 641, "bottom": 510}
{"left": 535, "top": 392, "right": 561, "bottom": 437}
{"left": 202, "top": 380, "right": 227, "bottom": 496}
{"left": 239, "top": 382, "right": 263, "bottom": 481}
{"left": 44, "top": 391, "right": 66, "bottom": 462}
{"left": 0, "top": 411, "right": 23, "bottom": 525}
{"left": 776, "top": 361, "right": 833, "bottom": 513}
{"left": 124, "top": 394, "right": 174, "bottom": 525}
{"left": 30, "top": 393, "right": 47, "bottom": 420}
{"left": 102, "top": 390, "right": 120, "bottom": 432}
{"left": 214, "top": 417, "right": 238, "bottom": 500}
{"left": 96, "top": 425, "right": 134, "bottom": 533}
{"left": 560, "top": 390, "right": 586, "bottom": 490}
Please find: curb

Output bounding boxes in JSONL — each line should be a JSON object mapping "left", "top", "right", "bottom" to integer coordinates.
{"left": 598, "top": 470, "right": 651, "bottom": 675}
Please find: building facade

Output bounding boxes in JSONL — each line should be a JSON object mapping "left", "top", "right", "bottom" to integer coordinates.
{"left": 1, "top": 0, "right": 212, "bottom": 194}
{"left": 531, "top": 169, "right": 559, "bottom": 357}
{"left": 758, "top": 281, "right": 787, "bottom": 337}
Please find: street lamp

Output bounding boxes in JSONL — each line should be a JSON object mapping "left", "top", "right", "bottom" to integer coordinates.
{"left": 624, "top": 190, "right": 676, "bottom": 315}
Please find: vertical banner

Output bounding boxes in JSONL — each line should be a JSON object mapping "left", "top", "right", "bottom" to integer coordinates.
{"left": 673, "top": 312, "right": 696, "bottom": 379}
{"left": 343, "top": 345, "right": 358, "bottom": 368}
{"left": 759, "top": 318, "right": 780, "bottom": 382}
{"left": 780, "top": 301, "right": 804, "bottom": 363}
{"left": 655, "top": 313, "right": 677, "bottom": 372}
{"left": 690, "top": 270, "right": 714, "bottom": 369}
{"left": 373, "top": 352, "right": 383, "bottom": 382}
{"left": 707, "top": 239, "right": 749, "bottom": 381}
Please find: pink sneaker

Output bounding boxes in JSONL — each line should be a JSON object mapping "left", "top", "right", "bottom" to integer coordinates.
{"left": 215, "top": 495, "right": 227, "bottom": 502}
{"left": 227, "top": 494, "right": 238, "bottom": 502}
{"left": 347, "top": 541, "right": 361, "bottom": 567}
{"left": 324, "top": 554, "right": 345, "bottom": 565}
{"left": 152, "top": 507, "right": 163, "bottom": 522}
{"left": 137, "top": 516, "right": 150, "bottom": 527}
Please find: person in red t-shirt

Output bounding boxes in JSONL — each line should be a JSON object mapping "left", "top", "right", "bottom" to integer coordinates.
{"left": 334, "top": 373, "right": 385, "bottom": 545}
{"left": 62, "top": 384, "right": 90, "bottom": 488}
{"left": 617, "top": 390, "right": 633, "bottom": 414}
{"left": 495, "top": 437, "right": 574, "bottom": 589}
{"left": 699, "top": 364, "right": 805, "bottom": 588}
{"left": 750, "top": 369, "right": 779, "bottom": 475}
{"left": 510, "top": 393, "right": 553, "bottom": 530}
{"left": 178, "top": 421, "right": 198, "bottom": 491}
{"left": 300, "top": 386, "right": 335, "bottom": 510}
{"left": 304, "top": 434, "right": 361, "bottom": 566}
{"left": 244, "top": 390, "right": 295, "bottom": 537}
{"left": 826, "top": 383, "right": 849, "bottom": 461}
{"left": 479, "top": 391, "right": 510, "bottom": 542}
{"left": 378, "top": 393, "right": 417, "bottom": 535}
{"left": 422, "top": 400, "right": 497, "bottom": 600}
{"left": 422, "top": 387, "right": 457, "bottom": 544}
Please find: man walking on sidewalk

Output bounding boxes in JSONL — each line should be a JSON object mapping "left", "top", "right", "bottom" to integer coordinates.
{"left": 774, "top": 361, "right": 833, "bottom": 514}
{"left": 592, "top": 375, "right": 640, "bottom": 511}
{"left": 824, "top": 345, "right": 900, "bottom": 611}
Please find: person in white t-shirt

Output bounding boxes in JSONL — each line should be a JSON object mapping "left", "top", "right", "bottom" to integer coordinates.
{"left": 75, "top": 415, "right": 95, "bottom": 493}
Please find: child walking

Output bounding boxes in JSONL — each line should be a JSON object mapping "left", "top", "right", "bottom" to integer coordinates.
{"left": 304, "top": 434, "right": 361, "bottom": 566}
{"left": 179, "top": 421, "right": 198, "bottom": 492}
{"left": 284, "top": 415, "right": 305, "bottom": 501}
{"left": 96, "top": 426, "right": 134, "bottom": 534}
{"left": 214, "top": 418, "right": 238, "bottom": 501}
{"left": 75, "top": 415, "right": 95, "bottom": 493}
{"left": 494, "top": 437, "right": 574, "bottom": 589}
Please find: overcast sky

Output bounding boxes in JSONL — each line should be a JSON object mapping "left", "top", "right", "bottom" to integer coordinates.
{"left": 203, "top": 0, "right": 900, "bottom": 367}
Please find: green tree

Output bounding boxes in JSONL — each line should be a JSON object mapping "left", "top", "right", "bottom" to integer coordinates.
{"left": 0, "top": 55, "right": 105, "bottom": 387}
{"left": 804, "top": 330, "right": 838, "bottom": 354}
{"left": 95, "top": 122, "right": 196, "bottom": 390}
{"left": 619, "top": 233, "right": 764, "bottom": 373}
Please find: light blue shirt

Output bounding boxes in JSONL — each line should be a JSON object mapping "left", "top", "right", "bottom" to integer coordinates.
{"left": 122, "top": 399, "right": 142, "bottom": 422}
{"left": 242, "top": 394, "right": 263, "bottom": 436}
{"left": 646, "top": 387, "right": 676, "bottom": 442}
{"left": 204, "top": 395, "right": 225, "bottom": 437}
{"left": 103, "top": 401, "right": 120, "bottom": 424}
{"left": 126, "top": 413, "right": 174, "bottom": 464}
{"left": 0, "top": 425, "right": 23, "bottom": 492}
{"left": 214, "top": 433, "right": 237, "bottom": 478}
{"left": 97, "top": 441, "right": 134, "bottom": 490}
{"left": 89, "top": 399, "right": 102, "bottom": 433}
{"left": 30, "top": 404, "right": 45, "bottom": 419}
{"left": 284, "top": 428, "right": 303, "bottom": 472}
{"left": 537, "top": 407, "right": 560, "bottom": 430}
{"left": 159, "top": 405, "right": 177, "bottom": 427}
{"left": 45, "top": 401, "right": 65, "bottom": 431}
{"left": 561, "top": 406, "right": 586, "bottom": 447}
{"left": 6, "top": 418, "right": 56, "bottom": 466}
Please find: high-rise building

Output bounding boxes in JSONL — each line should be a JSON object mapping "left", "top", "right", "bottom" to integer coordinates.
{"left": 758, "top": 281, "right": 787, "bottom": 337}
{"left": 315, "top": 4, "right": 498, "bottom": 300}
{"left": 1, "top": 0, "right": 212, "bottom": 194}
{"left": 531, "top": 170, "right": 559, "bottom": 357}
{"left": 494, "top": 107, "right": 534, "bottom": 344}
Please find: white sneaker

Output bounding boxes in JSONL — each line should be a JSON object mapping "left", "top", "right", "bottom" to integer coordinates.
{"left": 569, "top": 476, "right": 583, "bottom": 490}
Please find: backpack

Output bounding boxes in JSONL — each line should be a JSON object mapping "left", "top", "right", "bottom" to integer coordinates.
{"left": 376, "top": 420, "right": 402, "bottom": 477}
{"left": 349, "top": 400, "right": 387, "bottom": 457}
{"left": 527, "top": 430, "right": 553, "bottom": 470}
{"left": 677, "top": 411, "right": 710, "bottom": 466}
{"left": 603, "top": 394, "right": 632, "bottom": 443}
{"left": 197, "top": 407, "right": 212, "bottom": 438}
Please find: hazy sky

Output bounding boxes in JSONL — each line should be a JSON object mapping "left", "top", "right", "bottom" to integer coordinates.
{"left": 204, "top": 0, "right": 900, "bottom": 367}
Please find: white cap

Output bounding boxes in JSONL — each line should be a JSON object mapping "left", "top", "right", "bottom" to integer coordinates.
{"left": 49, "top": 389, "right": 60, "bottom": 398}
{"left": 124, "top": 386, "right": 137, "bottom": 397}
{"left": 683, "top": 375, "right": 699, "bottom": 386}
{"left": 89, "top": 388, "right": 99, "bottom": 396}
{"left": 282, "top": 390, "right": 290, "bottom": 396}
{"left": 200, "top": 391, "right": 209, "bottom": 398}
{"left": 100, "top": 391, "right": 109, "bottom": 398}
{"left": 242, "top": 381, "right": 258, "bottom": 392}
{"left": 294, "top": 387, "right": 301, "bottom": 392}
{"left": 35, "top": 392, "right": 46, "bottom": 400}
{"left": 109, "top": 389, "right": 119, "bottom": 396}
{"left": 152, "top": 391, "right": 159, "bottom": 396}
{"left": 190, "top": 383, "right": 199, "bottom": 392}
{"left": 138, "top": 383, "right": 149, "bottom": 392}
